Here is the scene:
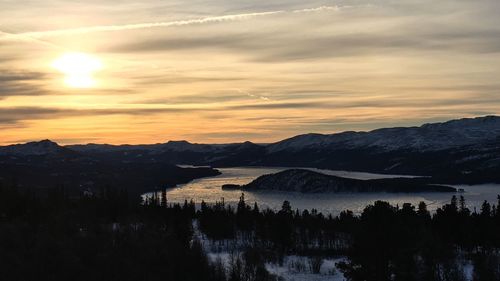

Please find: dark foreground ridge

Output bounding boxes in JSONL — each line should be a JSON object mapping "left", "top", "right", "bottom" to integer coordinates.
{"left": 223, "top": 169, "right": 456, "bottom": 193}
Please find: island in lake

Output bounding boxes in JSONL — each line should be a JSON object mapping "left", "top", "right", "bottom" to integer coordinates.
{"left": 223, "top": 169, "right": 456, "bottom": 193}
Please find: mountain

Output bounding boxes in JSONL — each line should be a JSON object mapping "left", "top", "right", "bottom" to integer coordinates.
{"left": 223, "top": 169, "right": 456, "bottom": 193}
{"left": 267, "top": 115, "right": 500, "bottom": 153}
{"left": 65, "top": 115, "right": 500, "bottom": 157}
{"left": 67, "top": 140, "right": 265, "bottom": 165}
{"left": 258, "top": 117, "right": 500, "bottom": 179}
{"left": 157, "top": 140, "right": 218, "bottom": 153}
{"left": 0, "top": 140, "right": 220, "bottom": 198}
{"left": 3, "top": 115, "right": 500, "bottom": 184}
{"left": 0, "top": 139, "right": 76, "bottom": 156}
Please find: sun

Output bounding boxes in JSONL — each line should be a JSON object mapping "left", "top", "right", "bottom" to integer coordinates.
{"left": 52, "top": 52, "right": 103, "bottom": 88}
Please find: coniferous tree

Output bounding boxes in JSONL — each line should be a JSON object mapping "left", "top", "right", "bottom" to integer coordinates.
{"left": 481, "top": 201, "right": 491, "bottom": 217}
{"left": 417, "top": 201, "right": 430, "bottom": 219}
{"left": 280, "top": 200, "right": 292, "bottom": 215}
{"left": 450, "top": 195, "right": 458, "bottom": 212}
{"left": 161, "top": 189, "right": 167, "bottom": 207}
{"left": 459, "top": 196, "right": 469, "bottom": 215}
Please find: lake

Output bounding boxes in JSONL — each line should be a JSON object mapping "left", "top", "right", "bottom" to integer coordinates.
{"left": 144, "top": 167, "right": 500, "bottom": 215}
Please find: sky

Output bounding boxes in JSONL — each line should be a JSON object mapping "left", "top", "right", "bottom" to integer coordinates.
{"left": 1, "top": 0, "right": 500, "bottom": 145}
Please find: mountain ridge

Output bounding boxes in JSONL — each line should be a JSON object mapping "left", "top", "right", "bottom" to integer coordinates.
{"left": 2, "top": 115, "right": 500, "bottom": 183}
{"left": 267, "top": 115, "right": 500, "bottom": 153}
{"left": 2, "top": 115, "right": 497, "bottom": 153}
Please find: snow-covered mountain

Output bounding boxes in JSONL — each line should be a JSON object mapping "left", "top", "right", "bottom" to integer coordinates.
{"left": 267, "top": 116, "right": 500, "bottom": 153}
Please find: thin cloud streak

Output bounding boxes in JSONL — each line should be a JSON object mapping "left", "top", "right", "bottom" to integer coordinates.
{"left": 292, "top": 6, "right": 340, "bottom": 13}
{"left": 0, "top": 6, "right": 339, "bottom": 41}
{"left": 0, "top": 30, "right": 65, "bottom": 50}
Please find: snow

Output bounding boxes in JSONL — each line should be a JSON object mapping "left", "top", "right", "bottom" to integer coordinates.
{"left": 192, "top": 220, "right": 347, "bottom": 281}
{"left": 265, "top": 256, "right": 346, "bottom": 281}
{"left": 267, "top": 116, "right": 500, "bottom": 153}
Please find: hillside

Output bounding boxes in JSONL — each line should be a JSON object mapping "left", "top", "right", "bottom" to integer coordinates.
{"left": 223, "top": 169, "right": 456, "bottom": 193}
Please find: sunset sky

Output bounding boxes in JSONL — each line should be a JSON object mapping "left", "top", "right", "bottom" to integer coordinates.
{"left": 1, "top": 0, "right": 500, "bottom": 145}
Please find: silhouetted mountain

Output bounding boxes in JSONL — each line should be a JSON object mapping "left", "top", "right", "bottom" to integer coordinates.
{"left": 223, "top": 169, "right": 456, "bottom": 193}
{"left": 3, "top": 115, "right": 500, "bottom": 184}
{"left": 0, "top": 139, "right": 76, "bottom": 157}
{"left": 158, "top": 140, "right": 217, "bottom": 153}
{"left": 0, "top": 140, "right": 220, "bottom": 198}
{"left": 67, "top": 140, "right": 265, "bottom": 165}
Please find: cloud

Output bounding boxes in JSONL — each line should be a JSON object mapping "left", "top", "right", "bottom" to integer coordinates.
{"left": 108, "top": 25, "right": 500, "bottom": 63}
{"left": 0, "top": 106, "right": 198, "bottom": 125}
{"left": 1, "top": 0, "right": 500, "bottom": 144}
{"left": 0, "top": 71, "right": 50, "bottom": 98}
{"left": 133, "top": 92, "right": 252, "bottom": 105}
{"left": 0, "top": 102, "right": 323, "bottom": 125}
{"left": 292, "top": 6, "right": 340, "bottom": 13}
{"left": 0, "top": 107, "right": 64, "bottom": 124}
{"left": 0, "top": 72, "right": 46, "bottom": 82}
{"left": 0, "top": 11, "right": 279, "bottom": 41}
{"left": 227, "top": 101, "right": 326, "bottom": 110}
{"left": 184, "top": 131, "right": 271, "bottom": 141}
{"left": 0, "top": 5, "right": 340, "bottom": 42}
{"left": 0, "top": 30, "right": 65, "bottom": 50}
{"left": 130, "top": 73, "right": 247, "bottom": 86}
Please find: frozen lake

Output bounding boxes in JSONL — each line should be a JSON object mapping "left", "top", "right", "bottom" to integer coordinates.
{"left": 144, "top": 167, "right": 500, "bottom": 215}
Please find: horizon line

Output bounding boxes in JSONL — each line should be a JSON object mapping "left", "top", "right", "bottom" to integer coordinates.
{"left": 2, "top": 114, "right": 497, "bottom": 147}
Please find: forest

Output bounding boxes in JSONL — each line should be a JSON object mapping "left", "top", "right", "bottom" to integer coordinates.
{"left": 1, "top": 180, "right": 500, "bottom": 281}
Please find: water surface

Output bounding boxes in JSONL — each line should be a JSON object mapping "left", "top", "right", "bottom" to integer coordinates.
{"left": 144, "top": 167, "right": 500, "bottom": 215}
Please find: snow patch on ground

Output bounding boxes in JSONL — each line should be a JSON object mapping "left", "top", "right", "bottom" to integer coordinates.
{"left": 192, "top": 220, "right": 347, "bottom": 280}
{"left": 265, "top": 255, "right": 346, "bottom": 281}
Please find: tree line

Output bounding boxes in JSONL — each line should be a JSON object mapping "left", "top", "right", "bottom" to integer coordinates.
{"left": 2, "top": 179, "right": 500, "bottom": 281}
